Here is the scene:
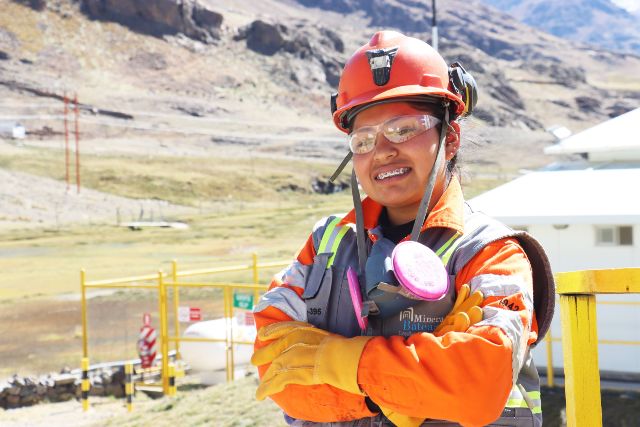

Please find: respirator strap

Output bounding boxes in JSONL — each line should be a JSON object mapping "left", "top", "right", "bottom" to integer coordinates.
{"left": 410, "top": 107, "right": 450, "bottom": 241}
{"left": 351, "top": 169, "right": 367, "bottom": 274}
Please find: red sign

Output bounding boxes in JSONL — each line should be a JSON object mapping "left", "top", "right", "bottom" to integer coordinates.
{"left": 244, "top": 311, "right": 255, "bottom": 326}
{"left": 189, "top": 307, "right": 201, "bottom": 321}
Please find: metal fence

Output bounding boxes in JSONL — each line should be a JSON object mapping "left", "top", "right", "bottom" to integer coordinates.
{"left": 80, "top": 259, "right": 640, "bottom": 423}
{"left": 80, "top": 254, "right": 287, "bottom": 408}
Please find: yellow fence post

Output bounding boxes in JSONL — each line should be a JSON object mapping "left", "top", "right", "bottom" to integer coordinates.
{"left": 559, "top": 293, "right": 602, "bottom": 427}
{"left": 545, "top": 331, "right": 554, "bottom": 388}
{"left": 252, "top": 253, "right": 261, "bottom": 309}
{"left": 158, "top": 271, "right": 170, "bottom": 395}
{"left": 81, "top": 357, "right": 90, "bottom": 411}
{"left": 125, "top": 363, "right": 133, "bottom": 412}
{"left": 223, "top": 286, "right": 231, "bottom": 382}
{"left": 229, "top": 286, "right": 235, "bottom": 381}
{"left": 81, "top": 269, "right": 88, "bottom": 359}
{"left": 172, "top": 260, "right": 180, "bottom": 360}
{"left": 252, "top": 253, "right": 259, "bottom": 284}
{"left": 168, "top": 363, "right": 177, "bottom": 397}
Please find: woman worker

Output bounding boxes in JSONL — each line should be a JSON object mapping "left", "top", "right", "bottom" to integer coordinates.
{"left": 251, "top": 30, "right": 555, "bottom": 427}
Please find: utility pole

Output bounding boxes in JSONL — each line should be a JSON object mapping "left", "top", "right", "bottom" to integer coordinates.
{"left": 432, "top": 0, "right": 438, "bottom": 52}
{"left": 74, "top": 93, "right": 80, "bottom": 194}
{"left": 64, "top": 93, "right": 70, "bottom": 191}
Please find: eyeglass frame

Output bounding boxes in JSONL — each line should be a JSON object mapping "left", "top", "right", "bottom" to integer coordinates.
{"left": 348, "top": 114, "right": 442, "bottom": 155}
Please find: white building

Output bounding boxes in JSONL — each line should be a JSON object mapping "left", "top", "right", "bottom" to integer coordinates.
{"left": 0, "top": 122, "right": 26, "bottom": 139}
{"left": 469, "top": 108, "right": 640, "bottom": 375}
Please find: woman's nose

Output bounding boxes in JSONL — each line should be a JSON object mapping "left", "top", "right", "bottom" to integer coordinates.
{"left": 372, "top": 134, "right": 397, "bottom": 161}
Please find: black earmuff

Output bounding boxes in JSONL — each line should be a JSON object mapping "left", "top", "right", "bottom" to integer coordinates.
{"left": 330, "top": 92, "right": 338, "bottom": 114}
{"left": 448, "top": 62, "right": 477, "bottom": 116}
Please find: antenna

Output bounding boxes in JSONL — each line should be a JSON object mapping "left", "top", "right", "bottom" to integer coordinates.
{"left": 431, "top": 0, "right": 438, "bottom": 51}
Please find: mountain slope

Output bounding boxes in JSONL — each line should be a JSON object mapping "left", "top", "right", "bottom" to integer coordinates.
{"left": 480, "top": 0, "right": 640, "bottom": 55}
{"left": 1, "top": 0, "right": 640, "bottom": 160}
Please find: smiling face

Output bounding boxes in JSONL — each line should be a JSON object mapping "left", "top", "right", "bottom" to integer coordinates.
{"left": 352, "top": 102, "right": 460, "bottom": 226}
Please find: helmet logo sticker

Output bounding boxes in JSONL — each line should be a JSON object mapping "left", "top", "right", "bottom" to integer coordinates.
{"left": 366, "top": 47, "right": 398, "bottom": 86}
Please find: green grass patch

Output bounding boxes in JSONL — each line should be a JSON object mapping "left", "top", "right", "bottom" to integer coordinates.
{"left": 0, "top": 146, "right": 339, "bottom": 206}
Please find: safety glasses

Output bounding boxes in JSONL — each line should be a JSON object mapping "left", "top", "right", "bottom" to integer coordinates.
{"left": 348, "top": 114, "right": 441, "bottom": 155}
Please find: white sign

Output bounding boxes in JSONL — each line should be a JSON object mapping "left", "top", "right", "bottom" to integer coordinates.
{"left": 178, "top": 306, "right": 202, "bottom": 322}
{"left": 178, "top": 306, "right": 190, "bottom": 322}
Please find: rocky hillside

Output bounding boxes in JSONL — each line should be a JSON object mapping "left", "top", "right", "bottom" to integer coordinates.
{"left": 480, "top": 0, "right": 640, "bottom": 55}
{"left": 1, "top": 0, "right": 640, "bottom": 157}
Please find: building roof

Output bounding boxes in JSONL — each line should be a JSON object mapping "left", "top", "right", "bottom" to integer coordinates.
{"left": 468, "top": 167, "right": 640, "bottom": 225}
{"left": 544, "top": 108, "right": 640, "bottom": 160}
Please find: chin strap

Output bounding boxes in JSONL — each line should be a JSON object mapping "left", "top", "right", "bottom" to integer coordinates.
{"left": 409, "top": 107, "right": 450, "bottom": 241}
{"left": 351, "top": 169, "right": 367, "bottom": 274}
{"left": 330, "top": 152, "right": 353, "bottom": 183}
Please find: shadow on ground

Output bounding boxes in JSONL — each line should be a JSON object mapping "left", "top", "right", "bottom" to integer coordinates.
{"left": 541, "top": 386, "right": 640, "bottom": 426}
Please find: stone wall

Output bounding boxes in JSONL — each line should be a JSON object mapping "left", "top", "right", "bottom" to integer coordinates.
{"left": 0, "top": 367, "right": 126, "bottom": 410}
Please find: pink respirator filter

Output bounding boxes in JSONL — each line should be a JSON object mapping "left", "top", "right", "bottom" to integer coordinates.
{"left": 347, "top": 266, "right": 368, "bottom": 330}
{"left": 392, "top": 240, "right": 449, "bottom": 301}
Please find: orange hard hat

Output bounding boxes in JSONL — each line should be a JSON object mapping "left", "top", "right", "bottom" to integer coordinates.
{"left": 332, "top": 31, "right": 469, "bottom": 133}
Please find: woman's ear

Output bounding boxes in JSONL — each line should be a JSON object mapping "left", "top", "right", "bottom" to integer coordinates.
{"left": 445, "top": 121, "right": 461, "bottom": 161}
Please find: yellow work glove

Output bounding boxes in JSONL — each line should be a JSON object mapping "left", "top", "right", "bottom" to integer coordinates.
{"left": 379, "top": 405, "right": 424, "bottom": 427}
{"left": 251, "top": 321, "right": 372, "bottom": 400}
{"left": 433, "top": 284, "right": 483, "bottom": 336}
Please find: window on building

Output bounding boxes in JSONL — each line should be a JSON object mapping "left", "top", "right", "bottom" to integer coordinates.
{"left": 595, "top": 226, "right": 634, "bottom": 246}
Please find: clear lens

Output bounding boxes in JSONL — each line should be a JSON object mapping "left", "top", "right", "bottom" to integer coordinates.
{"left": 348, "top": 115, "right": 440, "bottom": 154}
{"left": 384, "top": 115, "right": 425, "bottom": 143}
{"left": 349, "top": 129, "right": 377, "bottom": 154}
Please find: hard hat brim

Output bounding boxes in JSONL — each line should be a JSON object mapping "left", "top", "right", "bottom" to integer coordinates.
{"left": 333, "top": 85, "right": 464, "bottom": 133}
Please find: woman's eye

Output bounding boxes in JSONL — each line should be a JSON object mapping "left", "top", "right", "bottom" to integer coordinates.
{"left": 388, "top": 126, "right": 418, "bottom": 141}
{"left": 354, "top": 135, "right": 374, "bottom": 152}
{"left": 397, "top": 126, "right": 416, "bottom": 135}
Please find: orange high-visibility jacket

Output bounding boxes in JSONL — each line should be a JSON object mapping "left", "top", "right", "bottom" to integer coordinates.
{"left": 254, "top": 177, "right": 550, "bottom": 426}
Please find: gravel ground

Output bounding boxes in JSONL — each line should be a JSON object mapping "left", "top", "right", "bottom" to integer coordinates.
{"left": 0, "top": 394, "right": 155, "bottom": 427}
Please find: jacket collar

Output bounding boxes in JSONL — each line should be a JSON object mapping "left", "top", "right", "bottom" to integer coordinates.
{"left": 339, "top": 176, "right": 465, "bottom": 235}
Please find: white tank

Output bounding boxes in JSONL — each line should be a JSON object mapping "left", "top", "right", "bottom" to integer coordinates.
{"left": 180, "top": 316, "right": 256, "bottom": 383}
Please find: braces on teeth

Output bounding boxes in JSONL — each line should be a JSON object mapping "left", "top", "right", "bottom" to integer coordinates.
{"left": 378, "top": 168, "right": 409, "bottom": 180}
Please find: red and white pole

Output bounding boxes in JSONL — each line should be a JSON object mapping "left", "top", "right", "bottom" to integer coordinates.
{"left": 64, "top": 93, "right": 70, "bottom": 191}
{"left": 74, "top": 93, "right": 80, "bottom": 194}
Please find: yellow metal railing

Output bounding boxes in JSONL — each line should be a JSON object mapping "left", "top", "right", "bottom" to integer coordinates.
{"left": 159, "top": 280, "right": 267, "bottom": 393}
{"left": 82, "top": 259, "right": 640, "bottom": 422}
{"left": 556, "top": 267, "right": 640, "bottom": 427}
{"left": 542, "top": 298, "right": 640, "bottom": 388}
{"left": 80, "top": 254, "right": 287, "bottom": 408}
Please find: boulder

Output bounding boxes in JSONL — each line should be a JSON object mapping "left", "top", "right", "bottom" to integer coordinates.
{"left": 52, "top": 373, "right": 76, "bottom": 386}
{"left": 311, "top": 178, "right": 348, "bottom": 194}
{"left": 245, "top": 20, "right": 286, "bottom": 55}
{"left": 15, "top": 0, "right": 46, "bottom": 10}
{"left": 607, "top": 100, "right": 635, "bottom": 118}
{"left": 81, "top": 0, "right": 223, "bottom": 43}
{"left": 575, "top": 96, "right": 601, "bottom": 114}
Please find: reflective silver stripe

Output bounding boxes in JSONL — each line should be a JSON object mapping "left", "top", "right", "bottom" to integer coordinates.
{"left": 470, "top": 274, "right": 532, "bottom": 385}
{"left": 280, "top": 261, "right": 311, "bottom": 290}
{"left": 469, "top": 274, "right": 534, "bottom": 313}
{"left": 253, "top": 287, "right": 307, "bottom": 322}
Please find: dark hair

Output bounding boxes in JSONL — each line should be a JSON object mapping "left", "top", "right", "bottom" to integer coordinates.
{"left": 447, "top": 153, "right": 460, "bottom": 179}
